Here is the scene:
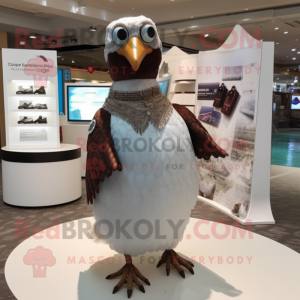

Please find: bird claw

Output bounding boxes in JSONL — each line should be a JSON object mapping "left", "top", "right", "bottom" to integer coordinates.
{"left": 107, "top": 255, "right": 150, "bottom": 297}
{"left": 157, "top": 249, "right": 195, "bottom": 278}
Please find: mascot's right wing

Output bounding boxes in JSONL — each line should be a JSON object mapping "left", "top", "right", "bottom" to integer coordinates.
{"left": 85, "top": 108, "right": 122, "bottom": 204}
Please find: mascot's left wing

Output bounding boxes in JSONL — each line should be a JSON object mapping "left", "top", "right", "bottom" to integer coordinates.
{"left": 85, "top": 108, "right": 122, "bottom": 204}
{"left": 173, "top": 104, "right": 228, "bottom": 160}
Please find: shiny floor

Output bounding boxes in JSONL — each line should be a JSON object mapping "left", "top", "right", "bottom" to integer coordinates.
{"left": 271, "top": 132, "right": 300, "bottom": 167}
{"left": 1, "top": 165, "right": 300, "bottom": 299}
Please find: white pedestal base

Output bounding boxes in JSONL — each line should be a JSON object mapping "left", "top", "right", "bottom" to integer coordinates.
{"left": 1, "top": 144, "right": 82, "bottom": 207}
{"left": 5, "top": 217, "right": 300, "bottom": 299}
{"left": 62, "top": 124, "right": 88, "bottom": 177}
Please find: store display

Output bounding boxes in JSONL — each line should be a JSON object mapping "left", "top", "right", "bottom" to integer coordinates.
{"left": 33, "top": 104, "right": 48, "bottom": 109}
{"left": 16, "top": 88, "right": 33, "bottom": 94}
{"left": 18, "top": 117, "right": 33, "bottom": 124}
{"left": 213, "top": 83, "right": 228, "bottom": 108}
{"left": 34, "top": 116, "right": 47, "bottom": 124}
{"left": 18, "top": 102, "right": 33, "bottom": 109}
{"left": 85, "top": 16, "right": 228, "bottom": 298}
{"left": 195, "top": 27, "right": 276, "bottom": 224}
{"left": 34, "top": 86, "right": 46, "bottom": 94}
{"left": 221, "top": 86, "right": 240, "bottom": 116}
{"left": 2, "top": 48, "right": 60, "bottom": 149}
{"left": 18, "top": 103, "right": 48, "bottom": 109}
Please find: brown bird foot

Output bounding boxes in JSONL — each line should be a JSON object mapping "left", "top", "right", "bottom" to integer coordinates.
{"left": 157, "top": 249, "right": 194, "bottom": 278}
{"left": 106, "top": 254, "right": 150, "bottom": 298}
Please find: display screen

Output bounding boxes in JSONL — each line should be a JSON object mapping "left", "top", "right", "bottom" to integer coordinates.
{"left": 291, "top": 95, "right": 300, "bottom": 110}
{"left": 67, "top": 86, "right": 110, "bottom": 121}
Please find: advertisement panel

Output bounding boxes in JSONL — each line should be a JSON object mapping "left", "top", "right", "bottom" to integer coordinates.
{"left": 196, "top": 43, "right": 262, "bottom": 219}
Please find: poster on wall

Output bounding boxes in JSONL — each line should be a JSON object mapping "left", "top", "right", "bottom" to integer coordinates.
{"left": 196, "top": 46, "right": 262, "bottom": 219}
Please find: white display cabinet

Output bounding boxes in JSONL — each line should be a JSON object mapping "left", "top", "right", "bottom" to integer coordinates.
{"left": 2, "top": 49, "right": 59, "bottom": 149}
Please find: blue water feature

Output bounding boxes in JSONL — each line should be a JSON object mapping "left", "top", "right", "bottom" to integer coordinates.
{"left": 271, "top": 132, "right": 300, "bottom": 167}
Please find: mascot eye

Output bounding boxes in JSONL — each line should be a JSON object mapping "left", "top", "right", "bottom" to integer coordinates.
{"left": 112, "top": 27, "right": 128, "bottom": 45}
{"left": 141, "top": 25, "right": 156, "bottom": 43}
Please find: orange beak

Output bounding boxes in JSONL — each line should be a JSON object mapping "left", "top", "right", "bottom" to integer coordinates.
{"left": 117, "top": 37, "right": 153, "bottom": 71}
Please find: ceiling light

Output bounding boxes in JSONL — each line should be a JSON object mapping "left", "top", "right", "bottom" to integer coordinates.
{"left": 204, "top": 33, "right": 209, "bottom": 37}
{"left": 291, "top": 83, "right": 294, "bottom": 85}
{"left": 89, "top": 26, "right": 97, "bottom": 32}
{"left": 293, "top": 58, "right": 296, "bottom": 60}
{"left": 61, "top": 58, "right": 64, "bottom": 60}
{"left": 294, "top": 79, "right": 298, "bottom": 82}
{"left": 277, "top": 78, "right": 279, "bottom": 80}
{"left": 29, "top": 34, "right": 36, "bottom": 39}
{"left": 287, "top": 69, "right": 289, "bottom": 71}
{"left": 189, "top": 25, "right": 198, "bottom": 28}
{"left": 191, "top": 16, "right": 193, "bottom": 18}
{"left": 292, "top": 49, "right": 296, "bottom": 51}
{"left": 296, "top": 39, "right": 299, "bottom": 41}
{"left": 243, "top": 19, "right": 250, "bottom": 21}
{"left": 78, "top": 1, "right": 86, "bottom": 8}
{"left": 298, "top": 52, "right": 300, "bottom": 54}
{"left": 284, "top": 31, "right": 288, "bottom": 34}
{"left": 245, "top": 8, "right": 248, "bottom": 10}
{"left": 72, "top": 60, "right": 75, "bottom": 63}
{"left": 275, "top": 27, "right": 279, "bottom": 30}
{"left": 276, "top": 42, "right": 279, "bottom": 44}
{"left": 132, "top": 7, "right": 134, "bottom": 9}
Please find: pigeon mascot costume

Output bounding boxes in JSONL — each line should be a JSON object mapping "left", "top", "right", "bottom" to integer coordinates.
{"left": 86, "top": 15, "right": 228, "bottom": 298}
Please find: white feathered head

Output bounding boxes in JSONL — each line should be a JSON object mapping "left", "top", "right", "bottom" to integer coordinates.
{"left": 104, "top": 15, "right": 162, "bottom": 81}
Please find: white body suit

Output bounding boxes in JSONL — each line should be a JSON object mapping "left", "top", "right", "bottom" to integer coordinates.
{"left": 93, "top": 108, "right": 199, "bottom": 257}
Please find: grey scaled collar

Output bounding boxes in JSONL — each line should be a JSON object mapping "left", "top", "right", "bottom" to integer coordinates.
{"left": 102, "top": 85, "right": 173, "bottom": 135}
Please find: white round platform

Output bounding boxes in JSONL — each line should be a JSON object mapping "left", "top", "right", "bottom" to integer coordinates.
{"left": 5, "top": 217, "right": 300, "bottom": 299}
{"left": 1, "top": 144, "right": 82, "bottom": 207}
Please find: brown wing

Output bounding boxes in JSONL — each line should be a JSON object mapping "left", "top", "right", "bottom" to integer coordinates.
{"left": 85, "top": 108, "right": 122, "bottom": 204}
{"left": 173, "top": 104, "right": 228, "bottom": 160}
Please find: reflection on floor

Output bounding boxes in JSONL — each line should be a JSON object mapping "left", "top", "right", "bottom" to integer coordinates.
{"left": 272, "top": 132, "right": 300, "bottom": 167}
{"left": 0, "top": 164, "right": 299, "bottom": 299}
